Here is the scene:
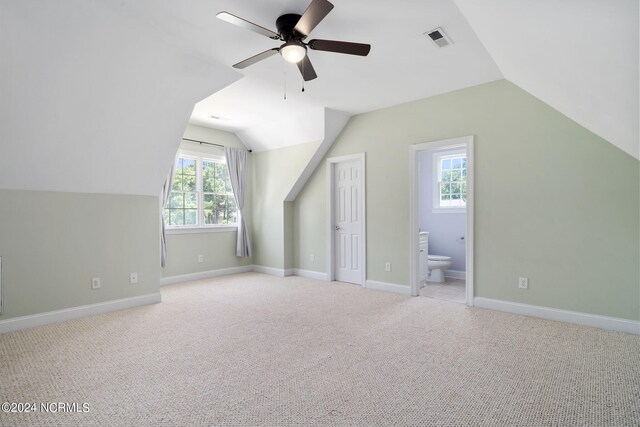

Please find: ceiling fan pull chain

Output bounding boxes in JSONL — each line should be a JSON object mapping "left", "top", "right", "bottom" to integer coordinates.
{"left": 284, "top": 72, "right": 287, "bottom": 100}
{"left": 302, "top": 62, "right": 305, "bottom": 92}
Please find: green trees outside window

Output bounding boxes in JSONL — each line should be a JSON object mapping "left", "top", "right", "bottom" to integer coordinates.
{"left": 439, "top": 156, "right": 467, "bottom": 207}
{"left": 163, "top": 155, "right": 237, "bottom": 227}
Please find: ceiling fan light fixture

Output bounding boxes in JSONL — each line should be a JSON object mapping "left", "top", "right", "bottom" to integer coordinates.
{"left": 280, "top": 41, "right": 306, "bottom": 63}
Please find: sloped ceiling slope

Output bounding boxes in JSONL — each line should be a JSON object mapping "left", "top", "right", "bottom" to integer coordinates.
{"left": 454, "top": 0, "right": 639, "bottom": 159}
{"left": 0, "top": 1, "right": 240, "bottom": 196}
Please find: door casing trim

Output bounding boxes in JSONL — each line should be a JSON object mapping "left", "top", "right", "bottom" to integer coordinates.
{"left": 409, "top": 136, "right": 474, "bottom": 304}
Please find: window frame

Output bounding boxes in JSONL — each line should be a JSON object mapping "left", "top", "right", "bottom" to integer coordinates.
{"left": 432, "top": 148, "right": 467, "bottom": 214}
{"left": 164, "top": 150, "right": 239, "bottom": 233}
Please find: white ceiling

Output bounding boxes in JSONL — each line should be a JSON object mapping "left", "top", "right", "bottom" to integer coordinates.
{"left": 1, "top": 1, "right": 637, "bottom": 197}
{"left": 0, "top": 0, "right": 240, "bottom": 195}
{"left": 454, "top": 0, "right": 639, "bottom": 159}
{"left": 187, "top": 0, "right": 640, "bottom": 158}
{"left": 189, "top": 0, "right": 504, "bottom": 151}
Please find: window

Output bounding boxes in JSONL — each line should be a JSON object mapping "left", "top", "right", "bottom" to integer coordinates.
{"left": 164, "top": 152, "right": 237, "bottom": 228}
{"left": 433, "top": 149, "right": 467, "bottom": 212}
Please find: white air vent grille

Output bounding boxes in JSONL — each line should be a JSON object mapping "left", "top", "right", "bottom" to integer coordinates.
{"left": 425, "top": 27, "right": 452, "bottom": 48}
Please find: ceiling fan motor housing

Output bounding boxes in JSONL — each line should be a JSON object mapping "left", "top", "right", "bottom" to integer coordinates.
{"left": 276, "top": 14, "right": 304, "bottom": 40}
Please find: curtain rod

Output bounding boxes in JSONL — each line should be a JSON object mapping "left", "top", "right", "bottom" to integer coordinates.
{"left": 182, "top": 138, "right": 252, "bottom": 153}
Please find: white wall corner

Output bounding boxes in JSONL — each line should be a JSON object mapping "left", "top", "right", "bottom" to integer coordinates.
{"left": 474, "top": 297, "right": 640, "bottom": 336}
{"left": 0, "top": 293, "right": 161, "bottom": 335}
{"left": 365, "top": 280, "right": 412, "bottom": 296}
{"left": 284, "top": 108, "right": 352, "bottom": 201}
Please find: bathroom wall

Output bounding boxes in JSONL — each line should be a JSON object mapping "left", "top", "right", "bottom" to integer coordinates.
{"left": 419, "top": 149, "right": 467, "bottom": 272}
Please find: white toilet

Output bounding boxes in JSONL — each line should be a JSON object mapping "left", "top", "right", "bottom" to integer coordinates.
{"left": 427, "top": 255, "right": 452, "bottom": 283}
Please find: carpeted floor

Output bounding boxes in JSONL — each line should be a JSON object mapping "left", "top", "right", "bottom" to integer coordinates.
{"left": 1, "top": 273, "right": 639, "bottom": 426}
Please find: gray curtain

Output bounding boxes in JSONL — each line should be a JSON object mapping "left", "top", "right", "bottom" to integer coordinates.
{"left": 160, "top": 155, "right": 178, "bottom": 267}
{"left": 225, "top": 147, "right": 252, "bottom": 257}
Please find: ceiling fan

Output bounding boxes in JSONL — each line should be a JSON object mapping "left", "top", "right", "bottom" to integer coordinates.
{"left": 217, "top": 0, "right": 371, "bottom": 81}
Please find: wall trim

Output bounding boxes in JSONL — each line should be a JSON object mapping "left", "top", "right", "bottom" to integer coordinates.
{"left": 163, "top": 266, "right": 324, "bottom": 285}
{"left": 291, "top": 269, "right": 329, "bottom": 281}
{"left": 161, "top": 265, "right": 253, "bottom": 286}
{"left": 365, "top": 280, "right": 411, "bottom": 296}
{"left": 444, "top": 270, "right": 466, "bottom": 280}
{"left": 252, "top": 265, "right": 287, "bottom": 277}
{"left": 474, "top": 297, "right": 640, "bottom": 336}
{"left": 0, "top": 293, "right": 162, "bottom": 335}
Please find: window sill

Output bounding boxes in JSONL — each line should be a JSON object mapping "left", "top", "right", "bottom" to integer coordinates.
{"left": 166, "top": 226, "right": 238, "bottom": 235}
{"left": 432, "top": 208, "right": 466, "bottom": 214}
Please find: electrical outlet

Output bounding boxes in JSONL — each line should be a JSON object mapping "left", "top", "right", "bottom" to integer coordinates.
{"left": 129, "top": 272, "right": 138, "bottom": 284}
{"left": 197, "top": 255, "right": 204, "bottom": 263}
{"left": 91, "top": 277, "right": 101, "bottom": 290}
{"left": 310, "top": 253, "right": 315, "bottom": 262}
{"left": 519, "top": 277, "right": 529, "bottom": 289}
{"left": 385, "top": 262, "right": 391, "bottom": 272}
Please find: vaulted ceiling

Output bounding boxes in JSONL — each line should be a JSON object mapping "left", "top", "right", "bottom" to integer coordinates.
{"left": 191, "top": 0, "right": 638, "bottom": 158}
{"left": 190, "top": 0, "right": 503, "bottom": 151}
{"left": 0, "top": 1, "right": 637, "bottom": 196}
{"left": 454, "top": 0, "right": 639, "bottom": 160}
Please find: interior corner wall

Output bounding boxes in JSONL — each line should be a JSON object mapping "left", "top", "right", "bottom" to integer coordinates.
{"left": 0, "top": 189, "right": 160, "bottom": 320}
{"left": 251, "top": 141, "right": 322, "bottom": 270}
{"left": 161, "top": 125, "right": 253, "bottom": 278}
{"left": 283, "top": 201, "right": 295, "bottom": 270}
{"left": 293, "top": 79, "right": 640, "bottom": 321}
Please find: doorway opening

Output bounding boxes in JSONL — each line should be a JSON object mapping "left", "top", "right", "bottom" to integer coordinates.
{"left": 409, "top": 137, "right": 474, "bottom": 305}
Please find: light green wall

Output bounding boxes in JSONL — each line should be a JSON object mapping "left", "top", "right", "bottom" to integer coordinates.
{"left": 252, "top": 141, "right": 321, "bottom": 269}
{"left": 293, "top": 79, "right": 639, "bottom": 321}
{"left": 0, "top": 189, "right": 160, "bottom": 320}
{"left": 293, "top": 166, "right": 327, "bottom": 271}
{"left": 162, "top": 231, "right": 251, "bottom": 277}
{"left": 162, "top": 124, "right": 253, "bottom": 278}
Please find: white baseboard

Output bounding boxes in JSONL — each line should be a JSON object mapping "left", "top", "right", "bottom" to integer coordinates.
{"left": 161, "top": 265, "right": 253, "bottom": 286}
{"left": 162, "top": 265, "right": 325, "bottom": 285}
{"left": 252, "top": 265, "right": 287, "bottom": 277}
{"left": 474, "top": 297, "right": 640, "bottom": 336}
{"left": 291, "top": 269, "right": 329, "bottom": 281}
{"left": 365, "top": 280, "right": 411, "bottom": 296}
{"left": 444, "top": 269, "right": 466, "bottom": 280}
{"left": 0, "top": 293, "right": 161, "bottom": 335}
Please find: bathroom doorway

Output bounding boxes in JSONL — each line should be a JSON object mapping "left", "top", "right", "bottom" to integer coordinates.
{"left": 409, "top": 136, "right": 474, "bottom": 305}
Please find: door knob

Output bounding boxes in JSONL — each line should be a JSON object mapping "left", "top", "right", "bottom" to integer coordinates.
{"left": 335, "top": 225, "right": 342, "bottom": 231}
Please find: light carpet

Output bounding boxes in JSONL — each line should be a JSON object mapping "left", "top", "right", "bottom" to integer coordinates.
{"left": 0, "top": 273, "right": 639, "bottom": 426}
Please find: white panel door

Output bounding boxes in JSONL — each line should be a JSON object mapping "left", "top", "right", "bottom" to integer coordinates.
{"left": 334, "top": 160, "right": 362, "bottom": 284}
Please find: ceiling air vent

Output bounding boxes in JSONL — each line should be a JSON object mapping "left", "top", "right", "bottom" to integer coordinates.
{"left": 425, "top": 27, "right": 452, "bottom": 48}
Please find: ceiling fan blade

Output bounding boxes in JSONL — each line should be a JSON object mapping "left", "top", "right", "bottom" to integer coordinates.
{"left": 233, "top": 48, "right": 280, "bottom": 69}
{"left": 217, "top": 12, "right": 280, "bottom": 39}
{"left": 297, "top": 55, "right": 318, "bottom": 81}
{"left": 308, "top": 39, "right": 371, "bottom": 56}
{"left": 293, "top": 0, "right": 334, "bottom": 37}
